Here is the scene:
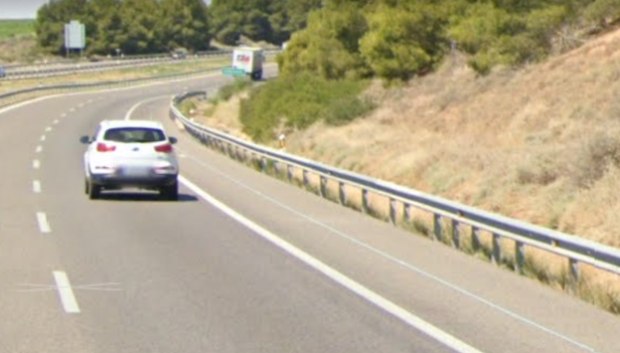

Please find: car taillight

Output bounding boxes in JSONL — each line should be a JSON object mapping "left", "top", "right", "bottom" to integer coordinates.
{"left": 97, "top": 142, "right": 116, "bottom": 152}
{"left": 155, "top": 144, "right": 173, "bottom": 153}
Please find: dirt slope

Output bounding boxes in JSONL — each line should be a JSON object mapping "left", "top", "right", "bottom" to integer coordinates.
{"left": 271, "top": 28, "right": 620, "bottom": 248}
{"left": 196, "top": 28, "right": 620, "bottom": 248}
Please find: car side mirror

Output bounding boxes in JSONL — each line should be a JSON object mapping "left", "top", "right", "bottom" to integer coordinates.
{"left": 80, "top": 135, "right": 92, "bottom": 144}
{"left": 169, "top": 137, "right": 178, "bottom": 144}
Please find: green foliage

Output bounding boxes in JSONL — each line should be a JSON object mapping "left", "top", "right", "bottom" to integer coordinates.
{"left": 278, "top": 4, "right": 369, "bottom": 80}
{"left": 0, "top": 20, "right": 35, "bottom": 40}
{"left": 217, "top": 78, "right": 253, "bottom": 101}
{"left": 34, "top": 0, "right": 210, "bottom": 56}
{"left": 449, "top": 2, "right": 567, "bottom": 73}
{"left": 584, "top": 0, "right": 620, "bottom": 26}
{"left": 360, "top": 4, "right": 446, "bottom": 81}
{"left": 239, "top": 73, "right": 372, "bottom": 142}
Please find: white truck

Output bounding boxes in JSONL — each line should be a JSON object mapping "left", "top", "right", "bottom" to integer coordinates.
{"left": 230, "top": 47, "right": 264, "bottom": 80}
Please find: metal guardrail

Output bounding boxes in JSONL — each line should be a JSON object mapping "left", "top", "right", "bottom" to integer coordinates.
{"left": 1, "top": 48, "right": 281, "bottom": 80}
{"left": 0, "top": 66, "right": 228, "bottom": 109}
{"left": 170, "top": 91, "right": 620, "bottom": 292}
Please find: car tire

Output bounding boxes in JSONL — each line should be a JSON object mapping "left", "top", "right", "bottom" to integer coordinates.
{"left": 88, "top": 180, "right": 101, "bottom": 200}
{"left": 160, "top": 181, "right": 178, "bottom": 201}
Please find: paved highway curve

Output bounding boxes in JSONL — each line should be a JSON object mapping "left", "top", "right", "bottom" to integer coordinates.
{"left": 0, "top": 71, "right": 619, "bottom": 353}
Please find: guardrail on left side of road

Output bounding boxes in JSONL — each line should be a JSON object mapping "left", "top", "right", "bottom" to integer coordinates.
{"left": 0, "top": 66, "right": 228, "bottom": 110}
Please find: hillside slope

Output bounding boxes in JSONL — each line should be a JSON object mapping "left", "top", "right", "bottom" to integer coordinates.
{"left": 275, "top": 28, "right": 620, "bottom": 247}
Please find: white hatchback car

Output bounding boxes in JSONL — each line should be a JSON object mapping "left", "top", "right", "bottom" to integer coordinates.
{"left": 80, "top": 120, "right": 179, "bottom": 200}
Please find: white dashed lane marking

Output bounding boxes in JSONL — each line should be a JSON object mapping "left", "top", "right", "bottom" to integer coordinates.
{"left": 32, "top": 160, "right": 40, "bottom": 169}
{"left": 35, "top": 146, "right": 42, "bottom": 153}
{"left": 36, "top": 212, "right": 51, "bottom": 233}
{"left": 33, "top": 180, "right": 41, "bottom": 193}
{"left": 40, "top": 135, "right": 46, "bottom": 142}
{"left": 53, "top": 271, "right": 80, "bottom": 314}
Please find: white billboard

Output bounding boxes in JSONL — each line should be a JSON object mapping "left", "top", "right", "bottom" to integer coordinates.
{"left": 64, "top": 20, "right": 85, "bottom": 50}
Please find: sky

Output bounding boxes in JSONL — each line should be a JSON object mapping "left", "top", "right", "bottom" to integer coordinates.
{"left": 0, "top": 0, "right": 212, "bottom": 19}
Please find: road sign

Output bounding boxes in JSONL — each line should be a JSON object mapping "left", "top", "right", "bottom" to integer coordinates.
{"left": 222, "top": 67, "right": 246, "bottom": 77}
{"left": 64, "top": 20, "right": 86, "bottom": 50}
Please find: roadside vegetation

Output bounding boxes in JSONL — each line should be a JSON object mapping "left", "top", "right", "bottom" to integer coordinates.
{"left": 0, "top": 20, "right": 40, "bottom": 63}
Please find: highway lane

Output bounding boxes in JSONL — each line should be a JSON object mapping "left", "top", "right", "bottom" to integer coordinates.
{"left": 1, "top": 72, "right": 620, "bottom": 352}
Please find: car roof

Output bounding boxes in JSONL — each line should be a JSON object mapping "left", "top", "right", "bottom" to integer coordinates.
{"left": 99, "top": 120, "right": 165, "bottom": 130}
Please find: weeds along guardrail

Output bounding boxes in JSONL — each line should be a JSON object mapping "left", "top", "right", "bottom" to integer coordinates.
{"left": 170, "top": 91, "right": 620, "bottom": 295}
{"left": 2, "top": 49, "right": 281, "bottom": 80}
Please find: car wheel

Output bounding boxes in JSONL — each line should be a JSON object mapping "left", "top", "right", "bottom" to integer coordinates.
{"left": 160, "top": 181, "right": 178, "bottom": 201}
{"left": 88, "top": 180, "right": 101, "bottom": 200}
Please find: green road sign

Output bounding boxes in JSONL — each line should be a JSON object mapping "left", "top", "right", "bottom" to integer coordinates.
{"left": 222, "top": 67, "right": 246, "bottom": 77}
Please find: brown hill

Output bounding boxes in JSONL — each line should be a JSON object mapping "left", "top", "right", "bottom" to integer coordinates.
{"left": 276, "top": 28, "right": 620, "bottom": 248}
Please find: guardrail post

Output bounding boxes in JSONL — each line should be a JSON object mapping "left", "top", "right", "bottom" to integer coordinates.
{"left": 362, "top": 189, "right": 370, "bottom": 214}
{"left": 260, "top": 157, "right": 266, "bottom": 172}
{"left": 287, "top": 165, "right": 293, "bottom": 183}
{"left": 303, "top": 170, "right": 309, "bottom": 189}
{"left": 492, "top": 233, "right": 501, "bottom": 266}
{"left": 568, "top": 258, "right": 580, "bottom": 295}
{"left": 389, "top": 199, "right": 397, "bottom": 225}
{"left": 339, "top": 182, "right": 346, "bottom": 205}
{"left": 320, "top": 176, "right": 327, "bottom": 198}
{"left": 471, "top": 227, "right": 480, "bottom": 253}
{"left": 451, "top": 219, "right": 460, "bottom": 250}
{"left": 273, "top": 160, "right": 280, "bottom": 175}
{"left": 515, "top": 241, "right": 525, "bottom": 275}
{"left": 403, "top": 204, "right": 412, "bottom": 224}
{"left": 433, "top": 214, "right": 442, "bottom": 242}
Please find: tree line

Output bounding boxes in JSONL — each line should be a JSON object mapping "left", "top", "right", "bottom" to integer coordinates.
{"left": 35, "top": 0, "right": 620, "bottom": 77}
{"left": 34, "top": 0, "right": 321, "bottom": 56}
{"left": 278, "top": 0, "right": 620, "bottom": 80}
{"left": 35, "top": 0, "right": 210, "bottom": 56}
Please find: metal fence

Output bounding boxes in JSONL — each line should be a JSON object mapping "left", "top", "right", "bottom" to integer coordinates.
{"left": 0, "top": 66, "right": 230, "bottom": 109}
{"left": 170, "top": 91, "right": 620, "bottom": 293}
{"left": 1, "top": 48, "right": 280, "bottom": 80}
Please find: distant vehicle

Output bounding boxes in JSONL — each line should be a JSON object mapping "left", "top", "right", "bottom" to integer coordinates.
{"left": 170, "top": 50, "right": 187, "bottom": 60}
{"left": 0, "top": 66, "right": 6, "bottom": 78}
{"left": 80, "top": 120, "right": 179, "bottom": 200}
{"left": 231, "top": 47, "right": 264, "bottom": 80}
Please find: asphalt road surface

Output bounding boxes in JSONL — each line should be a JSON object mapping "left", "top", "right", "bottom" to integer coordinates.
{"left": 1, "top": 70, "right": 619, "bottom": 353}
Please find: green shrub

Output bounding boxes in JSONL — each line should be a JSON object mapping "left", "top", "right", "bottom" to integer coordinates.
{"left": 218, "top": 77, "right": 252, "bottom": 101}
{"left": 239, "top": 73, "right": 372, "bottom": 142}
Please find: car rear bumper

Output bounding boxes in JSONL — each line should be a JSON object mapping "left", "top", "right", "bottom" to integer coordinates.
{"left": 90, "top": 173, "right": 177, "bottom": 189}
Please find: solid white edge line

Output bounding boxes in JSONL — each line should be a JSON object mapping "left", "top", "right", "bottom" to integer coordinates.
{"left": 178, "top": 174, "right": 484, "bottom": 353}
{"left": 53, "top": 271, "right": 80, "bottom": 314}
{"left": 36, "top": 212, "right": 50, "bottom": 233}
{"left": 33, "top": 180, "right": 41, "bottom": 193}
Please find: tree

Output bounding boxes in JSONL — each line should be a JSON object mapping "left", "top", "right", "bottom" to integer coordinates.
{"left": 278, "top": 3, "right": 369, "bottom": 79}
{"left": 360, "top": 3, "right": 446, "bottom": 81}
{"left": 160, "top": 0, "right": 211, "bottom": 51}
{"left": 83, "top": 0, "right": 121, "bottom": 56}
{"left": 35, "top": 0, "right": 87, "bottom": 54}
{"left": 119, "top": 0, "right": 163, "bottom": 54}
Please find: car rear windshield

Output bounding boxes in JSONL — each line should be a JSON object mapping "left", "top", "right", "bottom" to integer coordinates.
{"left": 104, "top": 128, "right": 166, "bottom": 143}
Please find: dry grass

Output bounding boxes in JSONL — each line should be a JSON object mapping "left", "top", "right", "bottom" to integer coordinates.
{"left": 277, "top": 29, "right": 620, "bottom": 250}
{"left": 184, "top": 28, "right": 620, "bottom": 312}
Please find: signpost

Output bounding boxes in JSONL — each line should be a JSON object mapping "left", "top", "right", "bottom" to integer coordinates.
{"left": 64, "top": 20, "right": 86, "bottom": 57}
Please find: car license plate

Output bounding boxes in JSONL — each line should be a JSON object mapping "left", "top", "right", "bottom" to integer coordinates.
{"left": 120, "top": 167, "right": 149, "bottom": 176}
